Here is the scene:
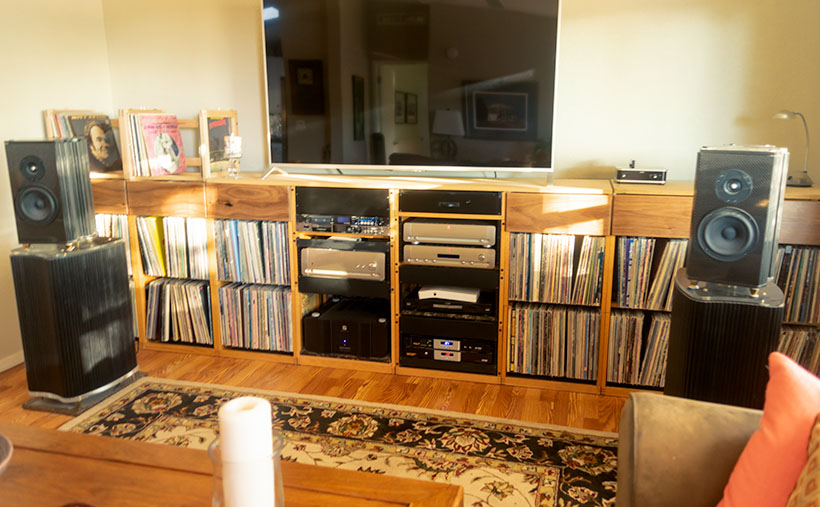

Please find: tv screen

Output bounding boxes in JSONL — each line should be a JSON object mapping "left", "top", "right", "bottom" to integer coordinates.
{"left": 263, "top": 0, "right": 560, "bottom": 174}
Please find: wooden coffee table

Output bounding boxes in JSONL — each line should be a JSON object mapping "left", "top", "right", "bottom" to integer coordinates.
{"left": 0, "top": 423, "right": 463, "bottom": 506}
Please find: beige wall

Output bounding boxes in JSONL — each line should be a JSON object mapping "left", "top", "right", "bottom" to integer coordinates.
{"left": 101, "top": 0, "right": 268, "bottom": 171}
{"left": 554, "top": 0, "right": 820, "bottom": 180}
{"left": 0, "top": 0, "right": 114, "bottom": 369}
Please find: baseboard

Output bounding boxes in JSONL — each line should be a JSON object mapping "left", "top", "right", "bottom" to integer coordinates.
{"left": 0, "top": 350, "right": 24, "bottom": 373}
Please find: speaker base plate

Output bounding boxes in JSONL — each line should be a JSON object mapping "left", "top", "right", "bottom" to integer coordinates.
{"left": 23, "top": 370, "right": 145, "bottom": 416}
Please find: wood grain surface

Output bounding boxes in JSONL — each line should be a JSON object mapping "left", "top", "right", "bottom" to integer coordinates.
{"left": 780, "top": 199, "right": 820, "bottom": 245}
{"left": 506, "top": 193, "right": 611, "bottom": 235}
{"left": 126, "top": 180, "right": 206, "bottom": 217}
{"left": 206, "top": 182, "right": 289, "bottom": 220}
{"left": 0, "top": 422, "right": 462, "bottom": 507}
{"left": 91, "top": 178, "right": 127, "bottom": 214}
{"left": 611, "top": 194, "right": 694, "bottom": 238}
{"left": 0, "top": 349, "right": 626, "bottom": 434}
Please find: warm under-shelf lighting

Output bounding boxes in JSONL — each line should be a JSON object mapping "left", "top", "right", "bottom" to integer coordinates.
{"left": 772, "top": 109, "right": 813, "bottom": 187}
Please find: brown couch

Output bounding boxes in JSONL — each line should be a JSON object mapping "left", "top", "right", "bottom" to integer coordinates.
{"left": 616, "top": 392, "right": 762, "bottom": 507}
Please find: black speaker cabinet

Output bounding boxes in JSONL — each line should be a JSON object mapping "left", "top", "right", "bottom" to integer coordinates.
{"left": 665, "top": 269, "right": 784, "bottom": 409}
{"left": 5, "top": 140, "right": 95, "bottom": 245}
{"left": 686, "top": 145, "right": 789, "bottom": 287}
{"left": 10, "top": 237, "right": 137, "bottom": 401}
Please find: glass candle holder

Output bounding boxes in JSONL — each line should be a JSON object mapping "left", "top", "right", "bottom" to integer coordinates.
{"left": 223, "top": 135, "right": 242, "bottom": 178}
{"left": 208, "top": 433, "right": 285, "bottom": 507}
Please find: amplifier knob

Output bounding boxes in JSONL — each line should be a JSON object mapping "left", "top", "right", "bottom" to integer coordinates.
{"left": 478, "top": 254, "right": 486, "bottom": 261}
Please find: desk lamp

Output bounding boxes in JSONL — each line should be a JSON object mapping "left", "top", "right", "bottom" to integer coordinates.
{"left": 432, "top": 110, "right": 465, "bottom": 160}
{"left": 773, "top": 109, "right": 813, "bottom": 187}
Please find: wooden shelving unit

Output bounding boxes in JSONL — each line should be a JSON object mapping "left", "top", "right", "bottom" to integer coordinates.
{"left": 90, "top": 173, "right": 820, "bottom": 397}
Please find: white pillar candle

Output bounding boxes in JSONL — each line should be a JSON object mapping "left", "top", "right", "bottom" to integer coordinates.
{"left": 218, "top": 396, "right": 276, "bottom": 507}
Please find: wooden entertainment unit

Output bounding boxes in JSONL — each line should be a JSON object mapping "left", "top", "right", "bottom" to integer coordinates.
{"left": 90, "top": 173, "right": 820, "bottom": 397}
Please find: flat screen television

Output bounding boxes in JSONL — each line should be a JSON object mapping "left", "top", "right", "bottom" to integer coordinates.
{"left": 262, "top": 0, "right": 560, "bottom": 177}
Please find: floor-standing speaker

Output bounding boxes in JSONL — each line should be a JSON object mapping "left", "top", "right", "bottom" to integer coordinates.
{"left": 10, "top": 232, "right": 137, "bottom": 401}
{"left": 667, "top": 145, "right": 788, "bottom": 408}
{"left": 665, "top": 269, "right": 783, "bottom": 408}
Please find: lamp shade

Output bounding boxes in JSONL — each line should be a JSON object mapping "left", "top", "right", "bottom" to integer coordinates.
{"left": 432, "top": 110, "right": 465, "bottom": 137}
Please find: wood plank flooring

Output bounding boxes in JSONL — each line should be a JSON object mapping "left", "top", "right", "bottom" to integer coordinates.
{"left": 0, "top": 349, "right": 627, "bottom": 434}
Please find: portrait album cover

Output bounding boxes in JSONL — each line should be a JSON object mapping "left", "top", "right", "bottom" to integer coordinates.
{"left": 66, "top": 114, "right": 123, "bottom": 172}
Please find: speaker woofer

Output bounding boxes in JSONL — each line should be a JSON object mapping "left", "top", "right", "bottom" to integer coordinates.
{"left": 697, "top": 207, "right": 758, "bottom": 262}
{"left": 19, "top": 155, "right": 46, "bottom": 182}
{"left": 15, "top": 185, "right": 59, "bottom": 225}
{"left": 715, "top": 168, "right": 753, "bottom": 203}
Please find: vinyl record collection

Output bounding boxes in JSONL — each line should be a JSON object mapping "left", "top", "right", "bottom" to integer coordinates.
{"left": 615, "top": 237, "right": 655, "bottom": 308}
{"left": 218, "top": 284, "right": 294, "bottom": 353}
{"left": 774, "top": 246, "right": 820, "bottom": 324}
{"left": 135, "top": 216, "right": 208, "bottom": 279}
{"left": 607, "top": 310, "right": 670, "bottom": 387}
{"left": 95, "top": 213, "right": 132, "bottom": 274}
{"left": 122, "top": 112, "right": 187, "bottom": 176}
{"left": 615, "top": 238, "right": 689, "bottom": 310}
{"left": 145, "top": 279, "right": 212, "bottom": 345}
{"left": 507, "top": 304, "right": 600, "bottom": 381}
{"left": 95, "top": 212, "right": 138, "bottom": 336}
{"left": 508, "top": 233, "right": 605, "bottom": 305}
{"left": 778, "top": 325, "right": 820, "bottom": 375}
{"left": 214, "top": 219, "right": 290, "bottom": 285}
{"left": 644, "top": 240, "right": 688, "bottom": 311}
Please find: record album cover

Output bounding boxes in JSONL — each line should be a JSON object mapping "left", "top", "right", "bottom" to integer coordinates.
{"left": 67, "top": 114, "right": 123, "bottom": 172}
{"left": 139, "top": 114, "right": 187, "bottom": 175}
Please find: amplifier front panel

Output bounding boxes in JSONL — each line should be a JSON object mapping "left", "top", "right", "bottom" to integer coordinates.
{"left": 404, "top": 245, "right": 496, "bottom": 268}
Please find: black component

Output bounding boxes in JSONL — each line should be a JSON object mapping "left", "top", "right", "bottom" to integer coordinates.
{"left": 665, "top": 271, "right": 784, "bottom": 409}
{"left": 295, "top": 186, "right": 389, "bottom": 217}
{"left": 399, "top": 333, "right": 496, "bottom": 375}
{"left": 400, "top": 265, "right": 499, "bottom": 290}
{"left": 399, "top": 190, "right": 502, "bottom": 215}
{"left": 302, "top": 297, "right": 390, "bottom": 361}
{"left": 10, "top": 238, "right": 137, "bottom": 399}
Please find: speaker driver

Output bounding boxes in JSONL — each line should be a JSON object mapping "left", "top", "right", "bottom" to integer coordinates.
{"left": 15, "top": 185, "right": 59, "bottom": 225}
{"left": 697, "top": 207, "right": 758, "bottom": 262}
{"left": 715, "top": 169, "right": 753, "bottom": 203}
{"left": 19, "top": 155, "right": 46, "bottom": 182}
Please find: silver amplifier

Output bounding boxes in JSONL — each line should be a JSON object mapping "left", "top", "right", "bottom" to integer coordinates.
{"left": 404, "top": 245, "right": 496, "bottom": 269}
{"left": 300, "top": 248, "right": 385, "bottom": 281}
{"left": 403, "top": 221, "right": 496, "bottom": 247}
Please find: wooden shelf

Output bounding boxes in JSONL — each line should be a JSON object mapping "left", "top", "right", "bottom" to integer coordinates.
{"left": 502, "top": 374, "right": 599, "bottom": 394}
{"left": 394, "top": 365, "right": 501, "bottom": 384}
{"left": 298, "top": 354, "right": 395, "bottom": 374}
{"left": 100, "top": 173, "right": 820, "bottom": 395}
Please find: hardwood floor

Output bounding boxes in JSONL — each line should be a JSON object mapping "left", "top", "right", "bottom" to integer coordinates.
{"left": 0, "top": 349, "right": 627, "bottom": 433}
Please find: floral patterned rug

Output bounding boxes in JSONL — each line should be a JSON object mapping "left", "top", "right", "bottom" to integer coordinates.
{"left": 60, "top": 377, "right": 618, "bottom": 507}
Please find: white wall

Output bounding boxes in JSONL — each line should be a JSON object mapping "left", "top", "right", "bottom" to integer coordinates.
{"left": 0, "top": 0, "right": 115, "bottom": 370}
{"left": 554, "top": 0, "right": 820, "bottom": 180}
{"left": 101, "top": 0, "right": 268, "bottom": 171}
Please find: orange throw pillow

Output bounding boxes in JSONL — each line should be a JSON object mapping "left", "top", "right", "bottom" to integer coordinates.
{"left": 787, "top": 413, "right": 820, "bottom": 507}
{"left": 719, "top": 352, "right": 820, "bottom": 507}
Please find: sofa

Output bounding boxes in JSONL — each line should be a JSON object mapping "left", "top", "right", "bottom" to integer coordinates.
{"left": 616, "top": 392, "right": 762, "bottom": 507}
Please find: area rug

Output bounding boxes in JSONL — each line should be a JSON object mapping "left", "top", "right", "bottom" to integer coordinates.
{"left": 60, "top": 377, "right": 618, "bottom": 507}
